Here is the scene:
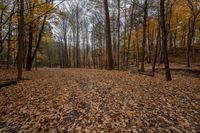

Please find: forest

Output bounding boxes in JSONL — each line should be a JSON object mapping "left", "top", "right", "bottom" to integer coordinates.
{"left": 0, "top": 0, "right": 200, "bottom": 132}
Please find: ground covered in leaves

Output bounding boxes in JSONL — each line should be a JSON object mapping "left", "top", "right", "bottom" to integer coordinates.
{"left": 0, "top": 68, "right": 200, "bottom": 132}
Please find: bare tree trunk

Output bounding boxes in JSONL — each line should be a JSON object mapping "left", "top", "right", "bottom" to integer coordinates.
{"left": 72, "top": 28, "right": 76, "bottom": 68}
{"left": 152, "top": 10, "right": 160, "bottom": 72}
{"left": 160, "top": 0, "right": 172, "bottom": 81}
{"left": 83, "top": 35, "right": 86, "bottom": 68}
{"left": 126, "top": 3, "right": 134, "bottom": 68}
{"left": 23, "top": 37, "right": 27, "bottom": 68}
{"left": 26, "top": 23, "right": 33, "bottom": 70}
{"left": 7, "top": 16, "right": 12, "bottom": 69}
{"left": 111, "top": 12, "right": 116, "bottom": 67}
{"left": 147, "top": 21, "right": 152, "bottom": 64}
{"left": 123, "top": 0, "right": 127, "bottom": 65}
{"left": 86, "top": 25, "right": 90, "bottom": 68}
{"left": 140, "top": 0, "right": 148, "bottom": 72}
{"left": 98, "top": 24, "right": 102, "bottom": 69}
{"left": 26, "top": 2, "right": 34, "bottom": 70}
{"left": 173, "top": 13, "right": 178, "bottom": 62}
{"left": 135, "top": 24, "right": 139, "bottom": 68}
{"left": 17, "top": 0, "right": 25, "bottom": 80}
{"left": 68, "top": 33, "right": 72, "bottom": 67}
{"left": 100, "top": 34, "right": 103, "bottom": 69}
{"left": 0, "top": 1, "right": 4, "bottom": 54}
{"left": 35, "top": 53, "right": 37, "bottom": 70}
{"left": 186, "top": 16, "right": 196, "bottom": 67}
{"left": 104, "top": 0, "right": 113, "bottom": 70}
{"left": 91, "top": 30, "right": 95, "bottom": 68}
{"left": 117, "top": 0, "right": 120, "bottom": 69}
{"left": 76, "top": 5, "right": 80, "bottom": 68}
{"left": 167, "top": 1, "right": 174, "bottom": 49}
{"left": 64, "top": 31, "right": 68, "bottom": 67}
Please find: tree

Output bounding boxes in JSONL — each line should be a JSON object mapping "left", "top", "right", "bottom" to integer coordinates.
{"left": 0, "top": 0, "right": 16, "bottom": 54}
{"left": 140, "top": 0, "right": 148, "bottom": 72}
{"left": 126, "top": 2, "right": 134, "bottom": 68}
{"left": 6, "top": 10, "right": 13, "bottom": 69}
{"left": 117, "top": 0, "right": 120, "bottom": 69}
{"left": 185, "top": 0, "right": 200, "bottom": 67}
{"left": 123, "top": 0, "right": 127, "bottom": 65}
{"left": 152, "top": 7, "right": 160, "bottom": 72}
{"left": 17, "top": 0, "right": 25, "bottom": 80}
{"left": 26, "top": 1, "right": 34, "bottom": 70}
{"left": 160, "top": 0, "right": 172, "bottom": 81}
{"left": 104, "top": 0, "right": 113, "bottom": 70}
{"left": 26, "top": 0, "right": 52, "bottom": 70}
{"left": 76, "top": 4, "right": 80, "bottom": 68}
{"left": 26, "top": 15, "right": 47, "bottom": 71}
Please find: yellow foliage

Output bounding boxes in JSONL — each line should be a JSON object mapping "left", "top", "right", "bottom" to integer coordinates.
{"left": 126, "top": 111, "right": 134, "bottom": 117}
{"left": 36, "top": 51, "right": 46, "bottom": 61}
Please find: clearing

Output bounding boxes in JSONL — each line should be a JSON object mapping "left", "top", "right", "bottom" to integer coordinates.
{"left": 0, "top": 68, "right": 200, "bottom": 132}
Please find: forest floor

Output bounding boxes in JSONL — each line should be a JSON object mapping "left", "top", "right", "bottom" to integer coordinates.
{"left": 0, "top": 68, "right": 200, "bottom": 132}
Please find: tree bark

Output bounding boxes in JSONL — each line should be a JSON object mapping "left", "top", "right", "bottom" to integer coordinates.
{"left": 135, "top": 23, "right": 139, "bottom": 68}
{"left": 86, "top": 25, "right": 90, "bottom": 68}
{"left": 152, "top": 10, "right": 160, "bottom": 72}
{"left": 17, "top": 0, "right": 25, "bottom": 80}
{"left": 104, "top": 0, "right": 113, "bottom": 70}
{"left": 186, "top": 16, "right": 196, "bottom": 67}
{"left": 7, "top": 15, "right": 12, "bottom": 69}
{"left": 28, "top": 15, "right": 47, "bottom": 70}
{"left": 117, "top": 0, "right": 120, "bottom": 69}
{"left": 140, "top": 0, "right": 148, "bottom": 72}
{"left": 123, "top": 0, "right": 127, "bottom": 65}
{"left": 126, "top": 3, "right": 134, "bottom": 68}
{"left": 0, "top": 1, "right": 4, "bottom": 54}
{"left": 63, "top": 28, "right": 68, "bottom": 68}
{"left": 26, "top": 22, "right": 33, "bottom": 70}
{"left": 76, "top": 5, "right": 80, "bottom": 68}
{"left": 160, "top": 0, "right": 172, "bottom": 81}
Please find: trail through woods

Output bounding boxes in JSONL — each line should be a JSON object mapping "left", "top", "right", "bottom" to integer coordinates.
{"left": 0, "top": 68, "right": 200, "bottom": 132}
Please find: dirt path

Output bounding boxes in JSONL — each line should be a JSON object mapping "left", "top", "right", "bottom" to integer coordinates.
{"left": 0, "top": 68, "right": 200, "bottom": 132}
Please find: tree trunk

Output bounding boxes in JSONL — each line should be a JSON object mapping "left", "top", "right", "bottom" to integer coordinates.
{"left": 117, "top": 0, "right": 120, "bottom": 69}
{"left": 0, "top": 1, "right": 4, "bottom": 54}
{"left": 28, "top": 15, "right": 47, "bottom": 70}
{"left": 72, "top": 28, "right": 76, "bottom": 68}
{"left": 123, "top": 0, "right": 127, "bottom": 65}
{"left": 160, "top": 0, "right": 172, "bottom": 81}
{"left": 76, "top": 5, "right": 80, "bottom": 68}
{"left": 104, "top": 0, "right": 113, "bottom": 70}
{"left": 86, "top": 26, "right": 90, "bottom": 68}
{"left": 135, "top": 24, "right": 139, "bottom": 68}
{"left": 186, "top": 16, "right": 196, "bottom": 67}
{"left": 17, "top": 0, "right": 25, "bottom": 80}
{"left": 112, "top": 12, "right": 116, "bottom": 67}
{"left": 68, "top": 33, "right": 72, "bottom": 67}
{"left": 173, "top": 13, "right": 178, "bottom": 62}
{"left": 147, "top": 21, "right": 152, "bottom": 64}
{"left": 7, "top": 16, "right": 12, "bottom": 69}
{"left": 140, "top": 0, "right": 148, "bottom": 72}
{"left": 126, "top": 3, "right": 134, "bottom": 68}
{"left": 152, "top": 10, "right": 160, "bottom": 72}
{"left": 26, "top": 1, "right": 34, "bottom": 71}
{"left": 64, "top": 31, "right": 68, "bottom": 68}
{"left": 83, "top": 35, "right": 86, "bottom": 68}
{"left": 26, "top": 23, "right": 33, "bottom": 70}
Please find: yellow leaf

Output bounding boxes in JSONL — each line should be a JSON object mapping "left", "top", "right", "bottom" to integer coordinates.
{"left": 126, "top": 111, "right": 133, "bottom": 117}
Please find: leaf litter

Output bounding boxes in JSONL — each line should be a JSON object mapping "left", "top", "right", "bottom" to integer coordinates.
{"left": 0, "top": 68, "right": 200, "bottom": 132}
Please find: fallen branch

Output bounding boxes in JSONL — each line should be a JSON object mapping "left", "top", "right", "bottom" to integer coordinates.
{"left": 0, "top": 80, "right": 17, "bottom": 88}
{"left": 139, "top": 72, "right": 155, "bottom": 77}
